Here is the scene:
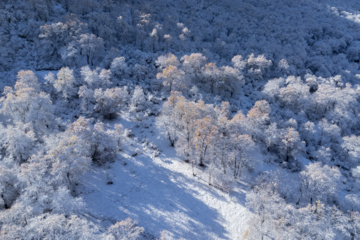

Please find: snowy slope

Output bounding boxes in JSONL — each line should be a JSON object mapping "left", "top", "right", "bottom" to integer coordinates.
{"left": 2, "top": 0, "right": 360, "bottom": 239}
{"left": 81, "top": 115, "right": 251, "bottom": 240}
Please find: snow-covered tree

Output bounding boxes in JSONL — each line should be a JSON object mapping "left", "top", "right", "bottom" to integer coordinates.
{"left": 280, "top": 127, "right": 304, "bottom": 167}
{"left": 14, "top": 70, "right": 41, "bottom": 91}
{"left": 246, "top": 54, "right": 272, "bottom": 81}
{"left": 230, "top": 134, "right": 256, "bottom": 179}
{"left": 157, "top": 92, "right": 181, "bottom": 146}
{"left": 1, "top": 71, "right": 55, "bottom": 138}
{"left": 278, "top": 76, "right": 310, "bottom": 112}
{"left": 214, "top": 115, "right": 232, "bottom": 174}
{"left": 246, "top": 100, "right": 271, "bottom": 142}
{"left": 220, "top": 66, "right": 244, "bottom": 97}
{"left": 129, "top": 86, "right": 146, "bottom": 113}
{"left": 231, "top": 55, "right": 246, "bottom": 71}
{"left": 200, "top": 62, "right": 221, "bottom": 94}
{"left": 300, "top": 162, "right": 341, "bottom": 205}
{"left": 155, "top": 53, "right": 180, "bottom": 69}
{"left": 111, "top": 56, "right": 129, "bottom": 79}
{"left": 156, "top": 65, "right": 188, "bottom": 92}
{"left": 78, "top": 85, "right": 95, "bottom": 114}
{"left": 246, "top": 179, "right": 286, "bottom": 240}
{"left": 342, "top": 135, "right": 360, "bottom": 168}
{"left": 78, "top": 33, "right": 104, "bottom": 66}
{"left": 81, "top": 66, "right": 105, "bottom": 89}
{"left": 180, "top": 53, "right": 207, "bottom": 81}
{"left": 193, "top": 116, "right": 218, "bottom": 167}
{"left": 52, "top": 67, "right": 77, "bottom": 100}
{"left": 50, "top": 186, "right": 86, "bottom": 215}
{"left": 174, "top": 98, "right": 203, "bottom": 163}
{"left": 0, "top": 124, "right": 36, "bottom": 163}
{"left": 47, "top": 132, "right": 92, "bottom": 188}
{"left": 290, "top": 201, "right": 337, "bottom": 240}
{"left": 39, "top": 17, "right": 87, "bottom": 65}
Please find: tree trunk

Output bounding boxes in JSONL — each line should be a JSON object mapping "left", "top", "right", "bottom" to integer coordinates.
{"left": 221, "top": 153, "right": 226, "bottom": 174}
{"left": 296, "top": 186, "right": 302, "bottom": 205}
{"left": 199, "top": 145, "right": 207, "bottom": 166}
{"left": 234, "top": 157, "right": 237, "bottom": 179}
{"left": 167, "top": 131, "right": 175, "bottom": 147}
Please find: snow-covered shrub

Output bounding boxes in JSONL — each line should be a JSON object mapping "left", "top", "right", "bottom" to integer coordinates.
{"left": 20, "top": 214, "right": 105, "bottom": 240}
{"left": 71, "top": 117, "right": 121, "bottom": 164}
{"left": 50, "top": 186, "right": 86, "bottom": 215}
{"left": 209, "top": 168, "right": 233, "bottom": 193}
{"left": 91, "top": 122, "right": 120, "bottom": 164}
{"left": 0, "top": 166, "right": 19, "bottom": 210}
{"left": 107, "top": 218, "right": 144, "bottom": 240}
{"left": 46, "top": 117, "right": 121, "bottom": 187}
{"left": 94, "top": 87, "right": 129, "bottom": 119}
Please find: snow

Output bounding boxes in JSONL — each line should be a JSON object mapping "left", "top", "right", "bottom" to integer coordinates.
{"left": 2, "top": 0, "right": 360, "bottom": 238}
{"left": 81, "top": 115, "right": 251, "bottom": 239}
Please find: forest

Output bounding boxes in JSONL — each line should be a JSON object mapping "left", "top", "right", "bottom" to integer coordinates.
{"left": 0, "top": 0, "right": 360, "bottom": 239}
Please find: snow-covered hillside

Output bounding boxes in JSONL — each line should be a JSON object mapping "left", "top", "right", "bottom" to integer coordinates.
{"left": 82, "top": 116, "right": 251, "bottom": 239}
{"left": 1, "top": 0, "right": 360, "bottom": 239}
